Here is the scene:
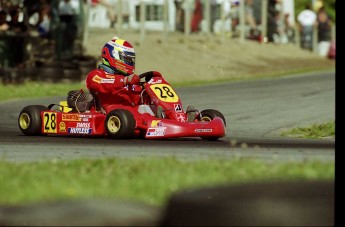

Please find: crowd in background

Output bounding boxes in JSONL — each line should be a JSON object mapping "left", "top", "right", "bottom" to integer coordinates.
{"left": 0, "top": 0, "right": 84, "bottom": 68}
{"left": 297, "top": 2, "right": 334, "bottom": 57}
{"left": 174, "top": 0, "right": 334, "bottom": 58}
{"left": 0, "top": 0, "right": 336, "bottom": 79}
{"left": 0, "top": 0, "right": 29, "bottom": 69}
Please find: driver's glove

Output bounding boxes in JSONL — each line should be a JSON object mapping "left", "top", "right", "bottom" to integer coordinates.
{"left": 140, "top": 71, "right": 163, "bottom": 82}
{"left": 124, "top": 74, "right": 140, "bottom": 85}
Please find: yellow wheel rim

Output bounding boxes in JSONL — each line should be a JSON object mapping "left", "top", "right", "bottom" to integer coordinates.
{"left": 19, "top": 113, "right": 30, "bottom": 130}
{"left": 201, "top": 116, "right": 212, "bottom": 122}
{"left": 107, "top": 116, "right": 121, "bottom": 133}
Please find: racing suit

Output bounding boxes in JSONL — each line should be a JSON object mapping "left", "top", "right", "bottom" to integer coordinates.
{"left": 85, "top": 68, "right": 141, "bottom": 111}
{"left": 86, "top": 66, "right": 162, "bottom": 111}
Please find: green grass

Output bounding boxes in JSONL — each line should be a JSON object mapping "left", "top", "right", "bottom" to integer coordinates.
{"left": 0, "top": 157, "right": 334, "bottom": 206}
{"left": 0, "top": 82, "right": 86, "bottom": 102}
{"left": 282, "top": 121, "right": 335, "bottom": 139}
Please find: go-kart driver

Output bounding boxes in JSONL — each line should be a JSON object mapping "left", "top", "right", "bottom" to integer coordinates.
{"left": 85, "top": 37, "right": 162, "bottom": 111}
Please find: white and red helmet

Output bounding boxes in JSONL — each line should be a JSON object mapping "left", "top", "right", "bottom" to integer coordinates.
{"left": 101, "top": 37, "right": 135, "bottom": 75}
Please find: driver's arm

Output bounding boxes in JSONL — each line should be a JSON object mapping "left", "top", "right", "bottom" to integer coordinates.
{"left": 86, "top": 69, "right": 132, "bottom": 94}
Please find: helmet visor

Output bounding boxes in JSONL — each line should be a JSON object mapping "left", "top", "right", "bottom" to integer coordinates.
{"left": 120, "top": 51, "right": 135, "bottom": 66}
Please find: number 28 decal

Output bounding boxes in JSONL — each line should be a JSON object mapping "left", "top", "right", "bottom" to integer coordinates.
{"left": 43, "top": 112, "right": 57, "bottom": 133}
{"left": 150, "top": 84, "right": 179, "bottom": 102}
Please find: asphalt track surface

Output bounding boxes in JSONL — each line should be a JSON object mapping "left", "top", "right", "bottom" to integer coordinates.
{"left": 0, "top": 72, "right": 335, "bottom": 163}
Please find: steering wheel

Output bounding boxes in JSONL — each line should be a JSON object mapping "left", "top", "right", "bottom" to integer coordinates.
{"left": 138, "top": 71, "right": 155, "bottom": 82}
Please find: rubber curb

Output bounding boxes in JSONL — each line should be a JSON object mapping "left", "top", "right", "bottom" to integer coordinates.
{"left": 159, "top": 180, "right": 334, "bottom": 226}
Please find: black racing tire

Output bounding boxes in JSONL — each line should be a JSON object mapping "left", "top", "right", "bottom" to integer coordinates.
{"left": 199, "top": 109, "right": 226, "bottom": 141}
{"left": 105, "top": 109, "right": 136, "bottom": 139}
{"left": 18, "top": 105, "right": 48, "bottom": 136}
{"left": 38, "top": 67, "right": 63, "bottom": 82}
{"left": 62, "top": 68, "right": 81, "bottom": 82}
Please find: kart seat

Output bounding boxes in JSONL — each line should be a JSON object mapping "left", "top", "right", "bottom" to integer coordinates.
{"left": 89, "top": 91, "right": 106, "bottom": 113}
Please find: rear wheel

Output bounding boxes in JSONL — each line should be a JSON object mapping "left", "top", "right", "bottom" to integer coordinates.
{"left": 105, "top": 109, "right": 136, "bottom": 139}
{"left": 199, "top": 109, "right": 226, "bottom": 141}
{"left": 18, "top": 105, "right": 48, "bottom": 135}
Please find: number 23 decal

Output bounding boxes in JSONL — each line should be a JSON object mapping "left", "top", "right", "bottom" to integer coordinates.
{"left": 151, "top": 84, "right": 179, "bottom": 102}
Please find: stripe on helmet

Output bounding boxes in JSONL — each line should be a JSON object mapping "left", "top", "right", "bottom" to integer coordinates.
{"left": 107, "top": 38, "right": 135, "bottom": 53}
{"left": 114, "top": 39, "right": 125, "bottom": 46}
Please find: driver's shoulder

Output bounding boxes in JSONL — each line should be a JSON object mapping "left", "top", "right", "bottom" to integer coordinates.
{"left": 87, "top": 69, "right": 107, "bottom": 78}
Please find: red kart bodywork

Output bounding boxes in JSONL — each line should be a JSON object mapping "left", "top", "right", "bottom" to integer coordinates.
{"left": 39, "top": 106, "right": 226, "bottom": 139}
{"left": 20, "top": 74, "right": 227, "bottom": 140}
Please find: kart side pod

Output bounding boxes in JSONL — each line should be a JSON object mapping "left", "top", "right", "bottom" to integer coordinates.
{"left": 144, "top": 117, "right": 226, "bottom": 140}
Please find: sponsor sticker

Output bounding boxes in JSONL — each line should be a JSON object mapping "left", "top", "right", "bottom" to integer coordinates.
{"left": 79, "top": 114, "right": 92, "bottom": 118}
{"left": 62, "top": 114, "right": 80, "bottom": 121}
{"left": 146, "top": 127, "right": 166, "bottom": 137}
{"left": 92, "top": 75, "right": 102, "bottom": 83}
{"left": 79, "top": 114, "right": 92, "bottom": 121}
{"left": 149, "top": 79, "right": 163, "bottom": 84}
{"left": 151, "top": 120, "right": 163, "bottom": 127}
{"left": 68, "top": 127, "right": 92, "bottom": 134}
{"left": 101, "top": 78, "right": 115, "bottom": 83}
{"left": 174, "top": 104, "right": 182, "bottom": 112}
{"left": 76, "top": 123, "right": 91, "bottom": 128}
{"left": 195, "top": 129, "right": 213, "bottom": 133}
{"left": 175, "top": 113, "right": 186, "bottom": 122}
{"left": 59, "top": 122, "right": 66, "bottom": 132}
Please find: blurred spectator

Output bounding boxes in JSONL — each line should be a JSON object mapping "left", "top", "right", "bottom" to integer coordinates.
{"left": 7, "top": 7, "right": 29, "bottom": 68}
{"left": 0, "top": 9, "right": 9, "bottom": 31}
{"left": 267, "top": 0, "right": 278, "bottom": 42}
{"left": 209, "top": 0, "right": 217, "bottom": 33}
{"left": 8, "top": 7, "right": 28, "bottom": 34}
{"left": 0, "top": 9, "right": 9, "bottom": 75}
{"left": 245, "top": 0, "right": 260, "bottom": 41}
{"left": 174, "top": 0, "right": 184, "bottom": 32}
{"left": 316, "top": 6, "right": 332, "bottom": 57}
{"left": 37, "top": 2, "right": 51, "bottom": 38}
{"left": 273, "top": 0, "right": 291, "bottom": 44}
{"left": 191, "top": 0, "right": 202, "bottom": 33}
{"left": 58, "top": 0, "right": 78, "bottom": 58}
{"left": 297, "top": 3, "right": 316, "bottom": 51}
{"left": 283, "top": 13, "right": 294, "bottom": 43}
{"left": 229, "top": 0, "right": 239, "bottom": 37}
{"left": 91, "top": 0, "right": 116, "bottom": 28}
{"left": 181, "top": 0, "right": 193, "bottom": 32}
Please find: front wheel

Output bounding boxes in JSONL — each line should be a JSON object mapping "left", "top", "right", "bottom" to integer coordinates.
{"left": 199, "top": 109, "right": 226, "bottom": 141}
{"left": 105, "top": 109, "right": 136, "bottom": 139}
{"left": 18, "top": 105, "right": 48, "bottom": 135}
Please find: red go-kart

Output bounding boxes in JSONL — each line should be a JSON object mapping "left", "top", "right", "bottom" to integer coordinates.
{"left": 18, "top": 72, "right": 226, "bottom": 140}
